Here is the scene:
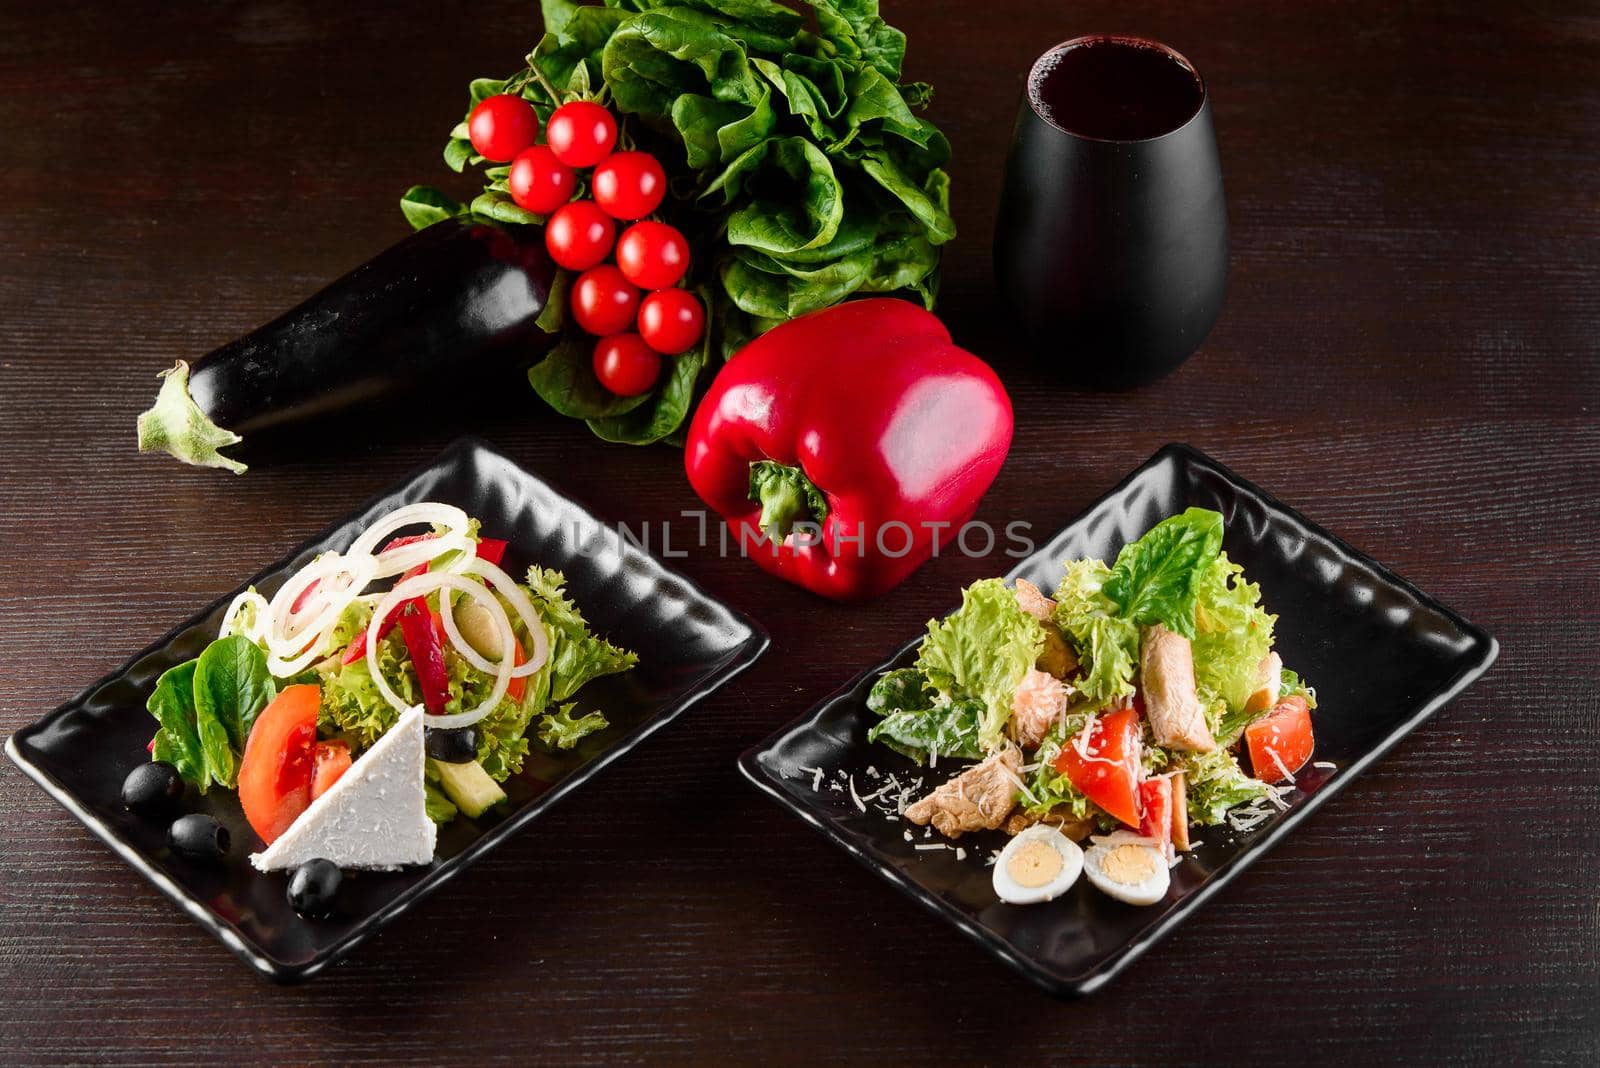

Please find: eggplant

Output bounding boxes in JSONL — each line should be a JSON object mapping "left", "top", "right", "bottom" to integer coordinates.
{"left": 137, "top": 219, "right": 558, "bottom": 473}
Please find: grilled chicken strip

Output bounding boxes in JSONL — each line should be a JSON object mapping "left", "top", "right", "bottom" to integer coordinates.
{"left": 1139, "top": 624, "right": 1217, "bottom": 752}
{"left": 904, "top": 747, "right": 1021, "bottom": 839}
{"left": 1013, "top": 578, "right": 1056, "bottom": 621}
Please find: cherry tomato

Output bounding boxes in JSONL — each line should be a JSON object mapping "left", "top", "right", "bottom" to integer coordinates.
{"left": 616, "top": 221, "right": 690, "bottom": 289}
{"left": 571, "top": 265, "right": 641, "bottom": 336}
{"left": 1052, "top": 706, "right": 1143, "bottom": 828}
{"left": 467, "top": 94, "right": 539, "bottom": 162}
{"left": 507, "top": 145, "right": 575, "bottom": 214}
{"left": 546, "top": 100, "right": 618, "bottom": 168}
{"left": 1246, "top": 695, "right": 1314, "bottom": 782}
{"left": 545, "top": 200, "right": 616, "bottom": 271}
{"left": 637, "top": 288, "right": 705, "bottom": 354}
{"left": 238, "top": 684, "right": 320, "bottom": 845}
{"left": 593, "top": 333, "right": 661, "bottom": 396}
{"left": 591, "top": 151, "right": 666, "bottom": 220}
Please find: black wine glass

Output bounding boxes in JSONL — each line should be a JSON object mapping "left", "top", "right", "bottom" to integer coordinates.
{"left": 994, "top": 35, "right": 1229, "bottom": 389}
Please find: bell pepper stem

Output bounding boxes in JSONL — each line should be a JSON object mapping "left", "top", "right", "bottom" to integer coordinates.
{"left": 749, "top": 460, "right": 829, "bottom": 539}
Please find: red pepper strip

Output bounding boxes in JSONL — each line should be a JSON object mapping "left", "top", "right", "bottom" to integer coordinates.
{"left": 683, "top": 299, "right": 1013, "bottom": 601}
{"left": 338, "top": 534, "right": 503, "bottom": 665}
{"left": 396, "top": 598, "right": 450, "bottom": 715}
{"left": 475, "top": 538, "right": 507, "bottom": 567}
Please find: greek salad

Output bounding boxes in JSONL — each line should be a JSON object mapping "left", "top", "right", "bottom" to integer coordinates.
{"left": 123, "top": 502, "right": 636, "bottom": 917}
{"left": 865, "top": 508, "right": 1321, "bottom": 908}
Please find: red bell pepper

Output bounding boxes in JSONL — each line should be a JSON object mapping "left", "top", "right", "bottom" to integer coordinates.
{"left": 396, "top": 601, "right": 450, "bottom": 715}
{"left": 683, "top": 299, "right": 1013, "bottom": 601}
{"left": 339, "top": 534, "right": 506, "bottom": 665}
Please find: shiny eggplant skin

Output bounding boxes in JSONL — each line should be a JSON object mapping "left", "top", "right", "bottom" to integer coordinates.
{"left": 188, "top": 220, "right": 556, "bottom": 440}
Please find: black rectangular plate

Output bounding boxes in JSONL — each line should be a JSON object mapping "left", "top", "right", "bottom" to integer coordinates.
{"left": 738, "top": 443, "right": 1497, "bottom": 997}
{"left": 7, "top": 438, "right": 767, "bottom": 982}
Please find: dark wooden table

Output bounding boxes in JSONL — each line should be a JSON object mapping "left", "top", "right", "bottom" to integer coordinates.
{"left": 2, "top": 1, "right": 1595, "bottom": 1062}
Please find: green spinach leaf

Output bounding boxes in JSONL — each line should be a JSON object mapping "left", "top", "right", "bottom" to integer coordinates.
{"left": 1101, "top": 507, "right": 1226, "bottom": 639}
{"left": 193, "top": 635, "right": 276, "bottom": 760}
{"left": 147, "top": 660, "right": 206, "bottom": 790}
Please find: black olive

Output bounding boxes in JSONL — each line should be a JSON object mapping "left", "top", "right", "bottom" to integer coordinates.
{"left": 122, "top": 761, "right": 183, "bottom": 817}
{"left": 288, "top": 859, "right": 342, "bottom": 919}
{"left": 168, "top": 813, "right": 229, "bottom": 862}
{"left": 425, "top": 726, "right": 479, "bottom": 763}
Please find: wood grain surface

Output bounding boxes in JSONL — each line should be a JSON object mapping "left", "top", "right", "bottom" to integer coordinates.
{"left": 2, "top": 1, "right": 1596, "bottom": 1063}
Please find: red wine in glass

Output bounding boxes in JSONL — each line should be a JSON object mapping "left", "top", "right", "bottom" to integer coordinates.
{"left": 994, "top": 36, "right": 1229, "bottom": 388}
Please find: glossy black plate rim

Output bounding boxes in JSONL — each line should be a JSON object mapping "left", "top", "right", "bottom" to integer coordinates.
{"left": 6, "top": 436, "right": 770, "bottom": 982}
{"left": 737, "top": 442, "right": 1498, "bottom": 998}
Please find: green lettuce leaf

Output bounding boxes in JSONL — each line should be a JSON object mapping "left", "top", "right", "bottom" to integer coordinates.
{"left": 1017, "top": 713, "right": 1098, "bottom": 817}
{"left": 424, "top": 779, "right": 459, "bottom": 824}
{"left": 525, "top": 567, "right": 639, "bottom": 703}
{"left": 1184, "top": 747, "right": 1269, "bottom": 826}
{"left": 1052, "top": 559, "right": 1140, "bottom": 704}
{"left": 1101, "top": 507, "right": 1225, "bottom": 639}
{"left": 537, "top": 704, "right": 611, "bottom": 749}
{"left": 147, "top": 660, "right": 206, "bottom": 790}
{"left": 915, "top": 578, "right": 1043, "bottom": 751}
{"left": 192, "top": 635, "right": 276, "bottom": 762}
{"left": 1192, "top": 550, "right": 1277, "bottom": 714}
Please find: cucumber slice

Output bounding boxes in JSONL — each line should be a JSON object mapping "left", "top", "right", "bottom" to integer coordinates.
{"left": 429, "top": 759, "right": 506, "bottom": 819}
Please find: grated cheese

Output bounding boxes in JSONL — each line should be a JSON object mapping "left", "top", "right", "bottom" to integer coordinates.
{"left": 1313, "top": 760, "right": 1337, "bottom": 770}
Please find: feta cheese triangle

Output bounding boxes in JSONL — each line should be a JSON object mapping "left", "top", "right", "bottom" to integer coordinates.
{"left": 250, "top": 706, "right": 437, "bottom": 872}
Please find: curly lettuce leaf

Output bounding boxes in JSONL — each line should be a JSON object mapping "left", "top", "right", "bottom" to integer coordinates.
{"left": 524, "top": 566, "right": 639, "bottom": 705}
{"left": 1052, "top": 559, "right": 1140, "bottom": 705}
{"left": 318, "top": 569, "right": 635, "bottom": 784}
{"left": 1018, "top": 713, "right": 1097, "bottom": 818}
{"left": 1193, "top": 551, "right": 1277, "bottom": 710}
{"left": 915, "top": 578, "right": 1043, "bottom": 752}
{"left": 1184, "top": 747, "right": 1269, "bottom": 826}
{"left": 537, "top": 704, "right": 610, "bottom": 750}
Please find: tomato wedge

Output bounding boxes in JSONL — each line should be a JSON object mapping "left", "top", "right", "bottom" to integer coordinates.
{"left": 1138, "top": 777, "right": 1173, "bottom": 850}
{"left": 238, "top": 684, "right": 321, "bottom": 845}
{"left": 1053, "top": 707, "right": 1143, "bottom": 828}
{"left": 1246, "top": 695, "right": 1314, "bottom": 782}
{"left": 310, "top": 740, "right": 351, "bottom": 800}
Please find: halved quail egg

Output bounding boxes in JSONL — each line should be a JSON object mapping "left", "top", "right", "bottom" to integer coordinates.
{"left": 992, "top": 824, "right": 1084, "bottom": 905}
{"left": 1083, "top": 836, "right": 1170, "bottom": 906}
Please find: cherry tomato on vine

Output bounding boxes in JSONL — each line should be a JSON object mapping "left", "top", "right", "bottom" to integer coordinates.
{"left": 467, "top": 94, "right": 539, "bottom": 162}
{"left": 591, "top": 152, "right": 667, "bottom": 220}
{"left": 637, "top": 288, "right": 705, "bottom": 355}
{"left": 592, "top": 333, "right": 661, "bottom": 397}
{"left": 545, "top": 200, "right": 616, "bottom": 271}
{"left": 546, "top": 101, "right": 618, "bottom": 168}
{"left": 616, "top": 221, "right": 690, "bottom": 289}
{"left": 571, "top": 265, "right": 641, "bottom": 337}
{"left": 507, "top": 145, "right": 576, "bottom": 215}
